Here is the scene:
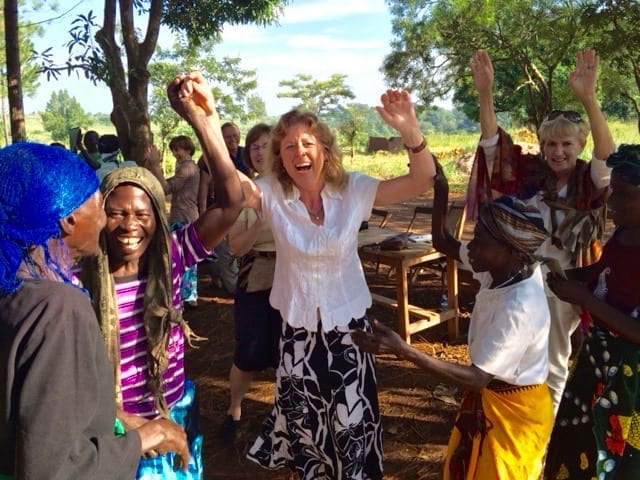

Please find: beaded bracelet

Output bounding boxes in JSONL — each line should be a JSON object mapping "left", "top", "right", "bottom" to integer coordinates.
{"left": 404, "top": 136, "right": 427, "bottom": 154}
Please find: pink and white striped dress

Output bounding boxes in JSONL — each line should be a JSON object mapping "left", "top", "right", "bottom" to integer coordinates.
{"left": 115, "top": 223, "right": 210, "bottom": 418}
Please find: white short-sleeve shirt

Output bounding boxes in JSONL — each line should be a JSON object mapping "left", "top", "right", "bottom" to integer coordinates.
{"left": 257, "top": 172, "right": 380, "bottom": 331}
{"left": 459, "top": 244, "right": 550, "bottom": 385}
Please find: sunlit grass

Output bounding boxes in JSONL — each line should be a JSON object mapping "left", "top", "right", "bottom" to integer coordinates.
{"left": 19, "top": 115, "right": 640, "bottom": 194}
{"left": 346, "top": 119, "right": 639, "bottom": 194}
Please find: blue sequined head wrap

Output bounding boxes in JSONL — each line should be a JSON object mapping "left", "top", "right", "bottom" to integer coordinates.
{"left": 0, "top": 142, "right": 99, "bottom": 295}
{"left": 607, "top": 144, "right": 640, "bottom": 187}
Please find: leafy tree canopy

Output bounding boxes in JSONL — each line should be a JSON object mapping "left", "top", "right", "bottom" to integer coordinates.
{"left": 34, "top": 0, "right": 288, "bottom": 163}
{"left": 40, "top": 89, "right": 92, "bottom": 143}
{"left": 383, "top": 0, "right": 640, "bottom": 131}
{"left": 1, "top": 0, "right": 44, "bottom": 145}
{"left": 148, "top": 39, "right": 266, "bottom": 155}
{"left": 162, "top": 0, "right": 285, "bottom": 47}
{"left": 277, "top": 73, "right": 356, "bottom": 116}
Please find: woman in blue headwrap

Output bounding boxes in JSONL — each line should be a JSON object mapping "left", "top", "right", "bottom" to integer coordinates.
{"left": 0, "top": 143, "right": 190, "bottom": 480}
{"left": 354, "top": 164, "right": 553, "bottom": 479}
{"left": 544, "top": 144, "right": 640, "bottom": 479}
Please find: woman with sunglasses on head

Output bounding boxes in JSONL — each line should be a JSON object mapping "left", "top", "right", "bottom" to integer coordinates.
{"left": 468, "top": 47, "right": 616, "bottom": 419}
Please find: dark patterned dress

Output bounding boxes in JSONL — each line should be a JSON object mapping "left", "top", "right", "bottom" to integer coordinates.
{"left": 248, "top": 317, "right": 382, "bottom": 479}
{"left": 545, "top": 230, "right": 640, "bottom": 479}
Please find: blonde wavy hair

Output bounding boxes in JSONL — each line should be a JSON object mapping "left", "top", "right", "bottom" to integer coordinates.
{"left": 538, "top": 114, "right": 591, "bottom": 152}
{"left": 269, "top": 109, "right": 347, "bottom": 195}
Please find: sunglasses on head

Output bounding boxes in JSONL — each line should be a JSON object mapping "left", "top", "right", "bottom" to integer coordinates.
{"left": 545, "top": 110, "right": 583, "bottom": 123}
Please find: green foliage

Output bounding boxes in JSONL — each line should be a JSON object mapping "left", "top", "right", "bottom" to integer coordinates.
{"left": 0, "top": 1, "right": 44, "bottom": 144}
{"left": 162, "top": 0, "right": 289, "bottom": 47}
{"left": 384, "top": 0, "right": 640, "bottom": 132}
{"left": 332, "top": 104, "right": 375, "bottom": 159}
{"left": 91, "top": 113, "right": 113, "bottom": 126}
{"left": 581, "top": 1, "right": 640, "bottom": 126}
{"left": 39, "top": 90, "right": 92, "bottom": 143}
{"left": 148, "top": 40, "right": 266, "bottom": 153}
{"left": 33, "top": 0, "right": 287, "bottom": 162}
{"left": 278, "top": 73, "right": 356, "bottom": 116}
{"left": 246, "top": 94, "right": 267, "bottom": 121}
{"left": 420, "top": 106, "right": 478, "bottom": 134}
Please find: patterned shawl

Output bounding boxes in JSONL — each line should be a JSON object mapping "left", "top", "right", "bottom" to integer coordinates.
{"left": 478, "top": 196, "right": 548, "bottom": 262}
{"left": 467, "top": 127, "right": 609, "bottom": 266}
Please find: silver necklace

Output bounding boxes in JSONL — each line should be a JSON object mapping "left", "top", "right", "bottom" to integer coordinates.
{"left": 492, "top": 267, "right": 525, "bottom": 289}
{"left": 306, "top": 205, "right": 323, "bottom": 221}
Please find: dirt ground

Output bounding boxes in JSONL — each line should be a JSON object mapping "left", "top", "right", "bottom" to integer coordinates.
{"left": 183, "top": 193, "right": 479, "bottom": 479}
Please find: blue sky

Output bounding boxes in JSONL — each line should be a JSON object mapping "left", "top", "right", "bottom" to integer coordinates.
{"left": 23, "top": 0, "right": 395, "bottom": 116}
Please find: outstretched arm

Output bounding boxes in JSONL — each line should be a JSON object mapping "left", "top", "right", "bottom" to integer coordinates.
{"left": 374, "top": 89, "right": 436, "bottom": 205}
{"left": 167, "top": 72, "right": 244, "bottom": 249}
{"left": 470, "top": 50, "right": 498, "bottom": 140}
{"left": 569, "top": 48, "right": 615, "bottom": 161}
{"left": 547, "top": 273, "right": 640, "bottom": 344}
{"left": 431, "top": 163, "right": 462, "bottom": 261}
{"left": 351, "top": 319, "right": 493, "bottom": 392}
{"left": 146, "top": 144, "right": 171, "bottom": 194}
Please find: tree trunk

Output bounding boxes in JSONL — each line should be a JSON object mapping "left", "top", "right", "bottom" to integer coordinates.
{"left": 4, "top": 0, "right": 26, "bottom": 143}
{"left": 94, "top": 0, "right": 160, "bottom": 165}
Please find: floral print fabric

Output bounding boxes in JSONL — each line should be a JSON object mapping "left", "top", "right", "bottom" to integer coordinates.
{"left": 247, "top": 317, "right": 383, "bottom": 479}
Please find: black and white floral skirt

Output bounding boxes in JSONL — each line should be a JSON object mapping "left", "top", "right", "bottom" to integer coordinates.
{"left": 247, "top": 316, "right": 383, "bottom": 479}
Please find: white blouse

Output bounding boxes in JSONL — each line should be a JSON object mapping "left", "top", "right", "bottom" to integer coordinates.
{"left": 459, "top": 245, "right": 550, "bottom": 385}
{"left": 257, "top": 172, "right": 380, "bottom": 331}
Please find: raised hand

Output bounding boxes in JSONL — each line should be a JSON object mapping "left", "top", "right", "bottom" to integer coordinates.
{"left": 469, "top": 49, "right": 494, "bottom": 97}
{"left": 375, "top": 89, "right": 420, "bottom": 138}
{"left": 167, "top": 71, "right": 219, "bottom": 126}
{"left": 569, "top": 48, "right": 599, "bottom": 103}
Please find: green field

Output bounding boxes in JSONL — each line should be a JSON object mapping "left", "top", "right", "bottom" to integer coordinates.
{"left": 18, "top": 114, "right": 640, "bottom": 193}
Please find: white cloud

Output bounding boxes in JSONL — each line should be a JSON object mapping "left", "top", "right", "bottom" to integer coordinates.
{"left": 278, "top": 0, "right": 388, "bottom": 24}
{"left": 283, "top": 34, "right": 387, "bottom": 50}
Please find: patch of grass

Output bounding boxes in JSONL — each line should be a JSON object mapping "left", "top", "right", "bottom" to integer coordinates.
{"left": 346, "top": 119, "right": 639, "bottom": 194}
{"left": 17, "top": 114, "right": 116, "bottom": 146}
{"left": 18, "top": 114, "right": 639, "bottom": 194}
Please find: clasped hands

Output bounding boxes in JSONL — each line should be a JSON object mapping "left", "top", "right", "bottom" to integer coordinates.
{"left": 167, "top": 71, "right": 219, "bottom": 125}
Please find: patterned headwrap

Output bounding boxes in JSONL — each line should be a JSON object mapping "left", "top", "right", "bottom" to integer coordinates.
{"left": 80, "top": 166, "right": 203, "bottom": 418}
{"left": 478, "top": 195, "right": 548, "bottom": 263}
{"left": 0, "top": 142, "right": 99, "bottom": 295}
{"left": 606, "top": 144, "right": 640, "bottom": 187}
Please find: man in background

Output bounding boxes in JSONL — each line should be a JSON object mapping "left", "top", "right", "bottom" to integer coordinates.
{"left": 197, "top": 121, "right": 249, "bottom": 294}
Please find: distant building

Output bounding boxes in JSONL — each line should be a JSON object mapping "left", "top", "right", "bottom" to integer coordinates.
{"left": 368, "top": 136, "right": 404, "bottom": 153}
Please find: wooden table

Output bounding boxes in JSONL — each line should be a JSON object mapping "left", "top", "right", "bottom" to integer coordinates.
{"left": 358, "top": 228, "right": 459, "bottom": 344}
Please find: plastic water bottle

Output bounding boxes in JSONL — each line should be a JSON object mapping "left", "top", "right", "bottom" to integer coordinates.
{"left": 439, "top": 293, "right": 448, "bottom": 309}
